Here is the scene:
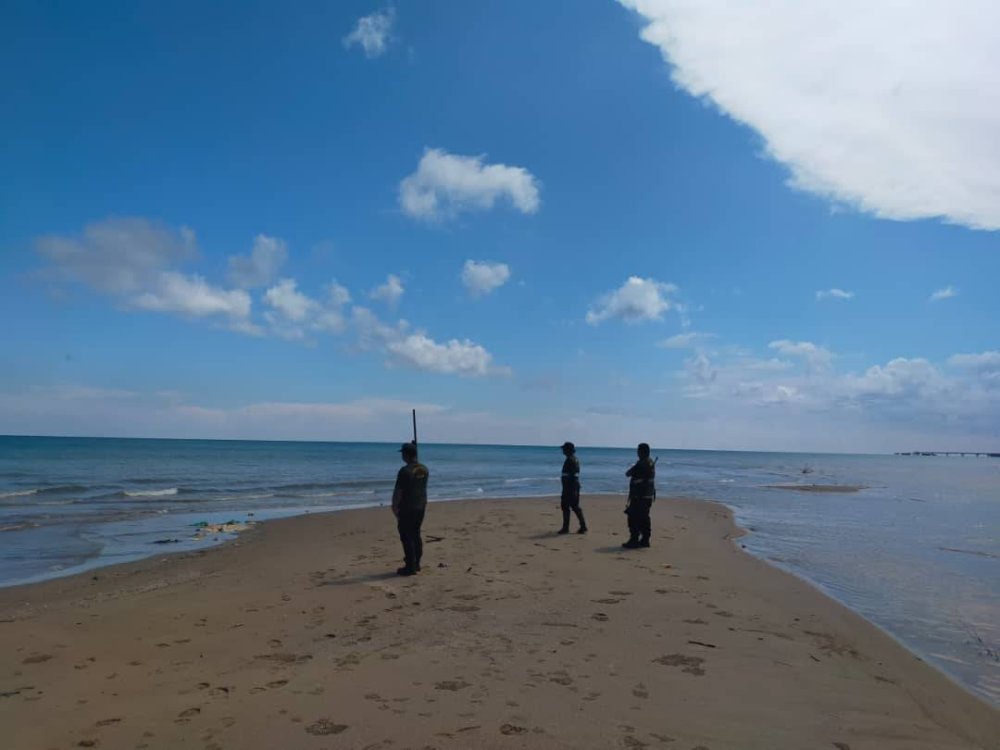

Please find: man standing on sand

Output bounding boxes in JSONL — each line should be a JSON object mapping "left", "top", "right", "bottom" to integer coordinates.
{"left": 558, "top": 441, "right": 587, "bottom": 535}
{"left": 392, "top": 441, "right": 429, "bottom": 576}
{"left": 623, "top": 442, "right": 656, "bottom": 549}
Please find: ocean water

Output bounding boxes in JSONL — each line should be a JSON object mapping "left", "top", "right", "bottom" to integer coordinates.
{"left": 1, "top": 435, "right": 998, "bottom": 703}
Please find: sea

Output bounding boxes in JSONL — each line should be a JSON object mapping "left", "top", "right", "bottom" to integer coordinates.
{"left": 1, "top": 435, "right": 997, "bottom": 704}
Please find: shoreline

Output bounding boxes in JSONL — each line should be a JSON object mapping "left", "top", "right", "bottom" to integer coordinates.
{"left": 2, "top": 495, "right": 998, "bottom": 748}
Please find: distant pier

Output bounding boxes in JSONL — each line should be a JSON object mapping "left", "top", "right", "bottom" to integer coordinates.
{"left": 895, "top": 451, "right": 1000, "bottom": 458}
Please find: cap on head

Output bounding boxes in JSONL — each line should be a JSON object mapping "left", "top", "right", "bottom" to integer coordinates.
{"left": 637, "top": 442, "right": 651, "bottom": 456}
{"left": 399, "top": 441, "right": 417, "bottom": 458}
{"left": 561, "top": 441, "right": 575, "bottom": 453}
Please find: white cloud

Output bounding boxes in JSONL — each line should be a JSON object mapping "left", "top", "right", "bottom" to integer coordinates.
{"left": 948, "top": 351, "right": 1000, "bottom": 372}
{"left": 350, "top": 306, "right": 508, "bottom": 377}
{"left": 262, "top": 278, "right": 351, "bottom": 338}
{"left": 399, "top": 148, "right": 541, "bottom": 221}
{"left": 132, "top": 272, "right": 251, "bottom": 320}
{"left": 617, "top": 0, "right": 1000, "bottom": 231}
{"left": 929, "top": 285, "right": 958, "bottom": 302}
{"left": 387, "top": 334, "right": 509, "bottom": 377}
{"left": 948, "top": 351, "right": 1000, "bottom": 389}
{"left": 343, "top": 7, "right": 395, "bottom": 58}
{"left": 328, "top": 280, "right": 352, "bottom": 307}
{"left": 264, "top": 278, "right": 318, "bottom": 323}
{"left": 676, "top": 338, "right": 1000, "bottom": 443}
{"left": 35, "top": 217, "right": 256, "bottom": 326}
{"left": 586, "top": 276, "right": 679, "bottom": 325}
{"left": 461, "top": 260, "right": 511, "bottom": 297}
{"left": 768, "top": 339, "right": 834, "bottom": 369}
{"left": 351, "top": 305, "right": 408, "bottom": 350}
{"left": 685, "top": 351, "right": 717, "bottom": 385}
{"left": 369, "top": 274, "right": 405, "bottom": 307}
{"left": 36, "top": 217, "right": 197, "bottom": 294}
{"left": 227, "top": 235, "right": 288, "bottom": 289}
{"left": 816, "top": 288, "right": 855, "bottom": 301}
{"left": 658, "top": 331, "right": 712, "bottom": 349}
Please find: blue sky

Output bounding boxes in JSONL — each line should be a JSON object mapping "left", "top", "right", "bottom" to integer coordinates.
{"left": 2, "top": 0, "right": 998, "bottom": 451}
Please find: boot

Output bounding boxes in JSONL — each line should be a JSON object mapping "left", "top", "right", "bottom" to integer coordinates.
{"left": 622, "top": 537, "right": 640, "bottom": 549}
{"left": 558, "top": 508, "right": 570, "bottom": 534}
{"left": 574, "top": 508, "right": 587, "bottom": 534}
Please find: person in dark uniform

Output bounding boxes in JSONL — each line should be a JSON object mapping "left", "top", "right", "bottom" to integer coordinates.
{"left": 392, "top": 441, "right": 429, "bottom": 576}
{"left": 558, "top": 441, "right": 587, "bottom": 534}
{"left": 623, "top": 442, "right": 656, "bottom": 548}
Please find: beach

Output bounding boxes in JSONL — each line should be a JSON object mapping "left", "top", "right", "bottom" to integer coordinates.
{"left": 2, "top": 495, "right": 998, "bottom": 750}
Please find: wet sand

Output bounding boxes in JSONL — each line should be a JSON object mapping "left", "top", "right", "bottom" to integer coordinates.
{"left": 2, "top": 496, "right": 998, "bottom": 749}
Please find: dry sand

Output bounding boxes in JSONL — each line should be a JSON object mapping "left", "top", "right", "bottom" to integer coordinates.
{"left": 2, "top": 496, "right": 998, "bottom": 750}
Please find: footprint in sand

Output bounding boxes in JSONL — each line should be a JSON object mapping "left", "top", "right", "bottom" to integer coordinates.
{"left": 653, "top": 653, "right": 706, "bottom": 676}
{"left": 592, "top": 612, "right": 609, "bottom": 622}
{"left": 500, "top": 723, "right": 528, "bottom": 735}
{"left": 683, "top": 618, "right": 708, "bottom": 625}
{"left": 631, "top": 683, "right": 649, "bottom": 699}
{"left": 435, "top": 680, "right": 471, "bottom": 691}
{"left": 305, "top": 719, "right": 348, "bottom": 736}
{"left": 22, "top": 653, "right": 53, "bottom": 664}
{"left": 253, "top": 652, "right": 312, "bottom": 664}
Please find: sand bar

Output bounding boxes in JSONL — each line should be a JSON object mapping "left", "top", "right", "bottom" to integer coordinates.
{"left": 2, "top": 496, "right": 998, "bottom": 749}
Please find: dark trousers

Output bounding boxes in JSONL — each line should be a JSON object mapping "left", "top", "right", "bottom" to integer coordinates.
{"left": 397, "top": 507, "right": 425, "bottom": 570}
{"left": 560, "top": 494, "right": 586, "bottom": 530}
{"left": 626, "top": 498, "right": 652, "bottom": 542}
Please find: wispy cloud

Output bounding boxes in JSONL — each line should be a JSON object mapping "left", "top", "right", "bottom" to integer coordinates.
{"left": 768, "top": 339, "right": 834, "bottom": 370}
{"left": 586, "top": 276, "right": 679, "bottom": 325}
{"left": 399, "top": 148, "right": 540, "bottom": 221}
{"left": 658, "top": 331, "right": 713, "bottom": 349}
{"left": 228, "top": 235, "right": 288, "bottom": 289}
{"left": 36, "top": 217, "right": 251, "bottom": 326}
{"left": 343, "top": 7, "right": 395, "bottom": 58}
{"left": 617, "top": 0, "right": 1000, "bottom": 230}
{"left": 929, "top": 285, "right": 958, "bottom": 302}
{"left": 816, "top": 288, "right": 855, "bottom": 301}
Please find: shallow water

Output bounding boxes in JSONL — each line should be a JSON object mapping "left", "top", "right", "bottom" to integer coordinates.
{"left": 1, "top": 436, "right": 997, "bottom": 703}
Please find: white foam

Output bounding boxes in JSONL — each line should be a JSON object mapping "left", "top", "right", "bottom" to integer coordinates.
{"left": 125, "top": 488, "right": 179, "bottom": 498}
{"left": 0, "top": 488, "right": 38, "bottom": 499}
